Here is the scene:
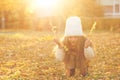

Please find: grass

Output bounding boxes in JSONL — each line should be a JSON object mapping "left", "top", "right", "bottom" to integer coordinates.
{"left": 0, "top": 30, "right": 120, "bottom": 80}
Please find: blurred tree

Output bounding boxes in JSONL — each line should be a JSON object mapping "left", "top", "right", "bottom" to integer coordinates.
{"left": 0, "top": 0, "right": 103, "bottom": 29}
{"left": 0, "top": 0, "right": 29, "bottom": 29}
{"left": 62, "top": 0, "right": 103, "bottom": 18}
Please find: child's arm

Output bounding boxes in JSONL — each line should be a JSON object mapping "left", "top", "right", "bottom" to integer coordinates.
{"left": 53, "top": 39, "right": 65, "bottom": 61}
{"left": 84, "top": 39, "right": 95, "bottom": 59}
{"left": 53, "top": 39, "right": 63, "bottom": 48}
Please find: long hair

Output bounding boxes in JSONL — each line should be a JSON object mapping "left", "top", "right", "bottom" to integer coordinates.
{"left": 62, "top": 36, "right": 87, "bottom": 68}
{"left": 62, "top": 36, "right": 86, "bottom": 54}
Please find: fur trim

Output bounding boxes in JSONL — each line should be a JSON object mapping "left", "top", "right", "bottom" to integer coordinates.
{"left": 54, "top": 46, "right": 65, "bottom": 61}
{"left": 84, "top": 46, "right": 95, "bottom": 59}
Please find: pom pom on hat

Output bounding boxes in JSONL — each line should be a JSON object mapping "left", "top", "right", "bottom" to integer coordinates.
{"left": 64, "top": 16, "right": 83, "bottom": 36}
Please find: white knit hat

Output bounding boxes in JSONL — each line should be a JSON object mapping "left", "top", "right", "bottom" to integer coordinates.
{"left": 64, "top": 16, "right": 83, "bottom": 36}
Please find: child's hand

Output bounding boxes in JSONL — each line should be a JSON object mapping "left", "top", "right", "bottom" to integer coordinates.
{"left": 84, "top": 39, "right": 92, "bottom": 48}
{"left": 53, "top": 39, "right": 62, "bottom": 48}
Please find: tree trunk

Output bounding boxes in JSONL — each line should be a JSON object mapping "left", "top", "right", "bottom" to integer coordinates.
{"left": 1, "top": 11, "right": 5, "bottom": 29}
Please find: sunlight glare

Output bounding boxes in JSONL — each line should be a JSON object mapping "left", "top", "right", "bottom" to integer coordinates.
{"left": 29, "top": 0, "right": 62, "bottom": 16}
{"left": 31, "top": 0, "right": 59, "bottom": 10}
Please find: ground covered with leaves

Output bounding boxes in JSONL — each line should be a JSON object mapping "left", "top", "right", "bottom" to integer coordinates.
{"left": 0, "top": 30, "right": 120, "bottom": 80}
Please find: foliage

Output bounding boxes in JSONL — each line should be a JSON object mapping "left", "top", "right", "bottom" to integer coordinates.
{"left": 0, "top": 0, "right": 103, "bottom": 29}
{"left": 96, "top": 18, "right": 120, "bottom": 32}
{"left": 63, "top": 0, "right": 103, "bottom": 17}
{"left": 81, "top": 18, "right": 120, "bottom": 32}
{"left": 0, "top": 30, "right": 120, "bottom": 80}
{"left": 0, "top": 0, "right": 31, "bottom": 29}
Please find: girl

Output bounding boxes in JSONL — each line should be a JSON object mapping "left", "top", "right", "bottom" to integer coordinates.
{"left": 54, "top": 16, "right": 94, "bottom": 77}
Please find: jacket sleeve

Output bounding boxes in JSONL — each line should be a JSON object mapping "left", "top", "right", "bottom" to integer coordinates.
{"left": 53, "top": 46, "right": 65, "bottom": 61}
{"left": 84, "top": 38, "right": 95, "bottom": 59}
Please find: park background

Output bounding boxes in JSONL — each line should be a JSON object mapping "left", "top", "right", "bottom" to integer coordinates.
{"left": 0, "top": 0, "right": 120, "bottom": 80}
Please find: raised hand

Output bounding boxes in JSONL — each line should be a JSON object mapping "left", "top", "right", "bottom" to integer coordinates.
{"left": 84, "top": 39, "right": 92, "bottom": 48}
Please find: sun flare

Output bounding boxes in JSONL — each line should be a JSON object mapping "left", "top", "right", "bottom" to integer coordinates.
{"left": 30, "top": 0, "right": 59, "bottom": 10}
{"left": 29, "top": 0, "right": 62, "bottom": 16}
